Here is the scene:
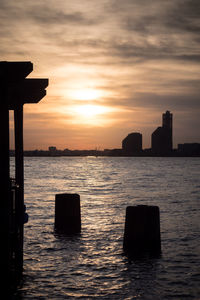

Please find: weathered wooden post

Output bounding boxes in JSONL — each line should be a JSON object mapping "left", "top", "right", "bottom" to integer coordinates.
{"left": 55, "top": 193, "right": 81, "bottom": 234}
{"left": 0, "top": 88, "right": 10, "bottom": 281}
{"left": 123, "top": 205, "right": 161, "bottom": 257}
{"left": 14, "top": 105, "right": 24, "bottom": 273}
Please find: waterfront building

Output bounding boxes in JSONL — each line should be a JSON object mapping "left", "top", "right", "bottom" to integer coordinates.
{"left": 49, "top": 146, "right": 57, "bottom": 152}
{"left": 151, "top": 111, "right": 173, "bottom": 155}
{"left": 178, "top": 143, "right": 200, "bottom": 156}
{"left": 122, "top": 132, "right": 142, "bottom": 154}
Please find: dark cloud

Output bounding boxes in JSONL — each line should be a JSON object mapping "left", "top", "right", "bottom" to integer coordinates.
{"left": 102, "top": 92, "right": 200, "bottom": 112}
{"left": 0, "top": 0, "right": 102, "bottom": 26}
{"left": 165, "top": 0, "right": 200, "bottom": 32}
{"left": 28, "top": 7, "right": 101, "bottom": 26}
{"left": 132, "top": 93, "right": 200, "bottom": 110}
{"left": 105, "top": 0, "right": 200, "bottom": 64}
{"left": 122, "top": 1, "right": 200, "bottom": 35}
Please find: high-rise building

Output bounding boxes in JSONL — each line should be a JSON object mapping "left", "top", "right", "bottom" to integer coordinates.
{"left": 122, "top": 132, "right": 142, "bottom": 154}
{"left": 162, "top": 110, "right": 172, "bottom": 130}
{"left": 151, "top": 111, "right": 173, "bottom": 154}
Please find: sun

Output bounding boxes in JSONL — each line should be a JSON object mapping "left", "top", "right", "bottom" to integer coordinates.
{"left": 60, "top": 86, "right": 113, "bottom": 125}
{"left": 69, "top": 88, "right": 102, "bottom": 101}
{"left": 58, "top": 104, "right": 113, "bottom": 126}
{"left": 73, "top": 104, "right": 109, "bottom": 118}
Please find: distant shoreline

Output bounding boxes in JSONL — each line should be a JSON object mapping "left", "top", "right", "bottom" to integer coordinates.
{"left": 10, "top": 150, "right": 200, "bottom": 158}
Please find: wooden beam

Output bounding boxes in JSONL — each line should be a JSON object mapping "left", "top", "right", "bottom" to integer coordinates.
{"left": 7, "top": 78, "right": 49, "bottom": 107}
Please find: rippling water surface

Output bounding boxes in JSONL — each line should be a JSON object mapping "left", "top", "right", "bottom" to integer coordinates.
{"left": 12, "top": 157, "right": 200, "bottom": 299}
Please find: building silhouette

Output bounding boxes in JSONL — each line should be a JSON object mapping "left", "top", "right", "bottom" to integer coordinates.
{"left": 151, "top": 110, "right": 173, "bottom": 155}
{"left": 122, "top": 132, "right": 142, "bottom": 154}
{"left": 178, "top": 143, "right": 200, "bottom": 156}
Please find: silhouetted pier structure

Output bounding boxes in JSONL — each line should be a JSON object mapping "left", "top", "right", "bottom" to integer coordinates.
{"left": 0, "top": 61, "right": 48, "bottom": 286}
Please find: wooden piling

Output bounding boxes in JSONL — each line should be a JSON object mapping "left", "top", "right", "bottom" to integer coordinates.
{"left": 14, "top": 105, "right": 24, "bottom": 273}
{"left": 0, "top": 102, "right": 10, "bottom": 281}
{"left": 123, "top": 205, "right": 161, "bottom": 257}
{"left": 55, "top": 193, "right": 81, "bottom": 234}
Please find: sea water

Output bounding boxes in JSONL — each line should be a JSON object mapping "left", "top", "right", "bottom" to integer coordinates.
{"left": 12, "top": 157, "right": 200, "bottom": 299}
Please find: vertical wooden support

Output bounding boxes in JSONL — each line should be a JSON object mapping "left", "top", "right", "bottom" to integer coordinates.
{"left": 0, "top": 101, "right": 10, "bottom": 280}
{"left": 55, "top": 193, "right": 81, "bottom": 234}
{"left": 14, "top": 105, "right": 24, "bottom": 273}
{"left": 123, "top": 205, "right": 161, "bottom": 257}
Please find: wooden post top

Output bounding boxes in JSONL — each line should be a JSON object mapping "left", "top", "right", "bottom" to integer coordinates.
{"left": 0, "top": 61, "right": 48, "bottom": 108}
{"left": 0, "top": 61, "right": 33, "bottom": 82}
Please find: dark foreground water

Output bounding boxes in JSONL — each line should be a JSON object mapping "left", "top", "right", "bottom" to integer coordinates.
{"left": 12, "top": 157, "right": 200, "bottom": 299}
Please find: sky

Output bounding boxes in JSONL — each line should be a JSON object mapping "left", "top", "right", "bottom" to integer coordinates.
{"left": 1, "top": 0, "right": 200, "bottom": 150}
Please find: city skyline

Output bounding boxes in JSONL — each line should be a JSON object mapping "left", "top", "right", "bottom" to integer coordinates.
{"left": 1, "top": 0, "right": 200, "bottom": 150}
{"left": 17, "top": 110, "right": 200, "bottom": 155}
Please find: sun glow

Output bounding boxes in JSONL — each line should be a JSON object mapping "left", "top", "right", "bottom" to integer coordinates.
{"left": 73, "top": 104, "right": 109, "bottom": 118}
{"left": 69, "top": 88, "right": 103, "bottom": 101}
{"left": 56, "top": 104, "right": 114, "bottom": 126}
{"left": 58, "top": 84, "right": 115, "bottom": 125}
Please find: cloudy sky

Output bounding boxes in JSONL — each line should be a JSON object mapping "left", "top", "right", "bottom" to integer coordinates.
{"left": 1, "top": 0, "right": 200, "bottom": 150}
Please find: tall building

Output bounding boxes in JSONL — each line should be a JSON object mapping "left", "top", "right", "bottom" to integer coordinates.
{"left": 122, "top": 132, "right": 142, "bottom": 154}
{"left": 162, "top": 110, "right": 172, "bottom": 131}
{"left": 151, "top": 111, "right": 173, "bottom": 154}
